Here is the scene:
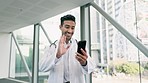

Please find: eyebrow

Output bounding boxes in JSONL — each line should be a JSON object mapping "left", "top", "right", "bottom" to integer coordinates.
{"left": 64, "top": 24, "right": 75, "bottom": 27}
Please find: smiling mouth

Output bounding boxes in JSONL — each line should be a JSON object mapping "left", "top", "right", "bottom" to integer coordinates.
{"left": 64, "top": 32, "right": 70, "bottom": 36}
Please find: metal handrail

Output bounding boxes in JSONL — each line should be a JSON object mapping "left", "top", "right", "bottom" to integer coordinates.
{"left": 90, "top": 2, "right": 148, "bottom": 58}
{"left": 11, "top": 32, "right": 32, "bottom": 83}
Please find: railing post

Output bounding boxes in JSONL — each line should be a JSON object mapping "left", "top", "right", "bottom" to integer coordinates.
{"left": 80, "top": 4, "right": 92, "bottom": 83}
{"left": 32, "top": 23, "right": 40, "bottom": 83}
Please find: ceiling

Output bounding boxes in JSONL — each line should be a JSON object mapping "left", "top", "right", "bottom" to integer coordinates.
{"left": 0, "top": 0, "right": 93, "bottom": 32}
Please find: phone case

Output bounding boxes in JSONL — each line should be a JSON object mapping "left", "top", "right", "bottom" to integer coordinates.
{"left": 77, "top": 40, "right": 86, "bottom": 54}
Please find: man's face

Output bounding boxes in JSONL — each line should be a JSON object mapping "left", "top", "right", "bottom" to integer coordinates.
{"left": 60, "top": 20, "right": 76, "bottom": 41}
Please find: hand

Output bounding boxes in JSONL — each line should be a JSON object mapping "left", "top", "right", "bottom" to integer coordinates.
{"left": 56, "top": 35, "right": 70, "bottom": 58}
{"left": 76, "top": 48, "right": 88, "bottom": 66}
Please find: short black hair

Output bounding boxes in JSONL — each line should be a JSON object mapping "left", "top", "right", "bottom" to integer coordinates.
{"left": 60, "top": 14, "right": 75, "bottom": 25}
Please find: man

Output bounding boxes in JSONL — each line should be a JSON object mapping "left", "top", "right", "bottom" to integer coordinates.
{"left": 39, "top": 14, "right": 96, "bottom": 83}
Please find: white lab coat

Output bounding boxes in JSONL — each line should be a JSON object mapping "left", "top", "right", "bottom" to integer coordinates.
{"left": 39, "top": 38, "right": 96, "bottom": 83}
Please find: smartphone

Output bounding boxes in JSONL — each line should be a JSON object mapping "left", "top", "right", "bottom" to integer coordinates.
{"left": 77, "top": 40, "right": 86, "bottom": 54}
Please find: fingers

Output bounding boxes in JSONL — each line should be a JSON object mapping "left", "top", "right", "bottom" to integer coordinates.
{"left": 75, "top": 52, "right": 88, "bottom": 65}
{"left": 80, "top": 48, "right": 88, "bottom": 58}
{"left": 57, "top": 34, "right": 71, "bottom": 58}
{"left": 60, "top": 35, "right": 66, "bottom": 44}
{"left": 76, "top": 55, "right": 85, "bottom": 63}
{"left": 76, "top": 52, "right": 87, "bottom": 60}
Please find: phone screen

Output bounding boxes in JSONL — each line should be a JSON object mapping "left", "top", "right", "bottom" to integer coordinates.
{"left": 77, "top": 40, "right": 86, "bottom": 54}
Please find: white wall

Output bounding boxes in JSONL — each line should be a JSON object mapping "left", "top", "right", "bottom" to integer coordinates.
{"left": 0, "top": 33, "right": 11, "bottom": 78}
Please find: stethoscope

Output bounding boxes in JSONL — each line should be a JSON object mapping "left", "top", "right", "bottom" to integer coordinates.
{"left": 50, "top": 40, "right": 58, "bottom": 48}
{"left": 49, "top": 40, "right": 73, "bottom": 48}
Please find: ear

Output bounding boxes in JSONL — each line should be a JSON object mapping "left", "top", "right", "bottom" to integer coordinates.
{"left": 59, "top": 25, "right": 62, "bottom": 30}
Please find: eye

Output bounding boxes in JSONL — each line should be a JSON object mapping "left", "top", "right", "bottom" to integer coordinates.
{"left": 65, "top": 25, "right": 70, "bottom": 29}
{"left": 71, "top": 27, "right": 74, "bottom": 30}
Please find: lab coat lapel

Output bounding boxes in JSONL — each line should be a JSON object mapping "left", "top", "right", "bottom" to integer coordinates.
{"left": 68, "top": 39, "right": 85, "bottom": 83}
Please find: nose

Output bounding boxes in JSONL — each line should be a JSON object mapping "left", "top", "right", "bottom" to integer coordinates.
{"left": 67, "top": 28, "right": 73, "bottom": 33}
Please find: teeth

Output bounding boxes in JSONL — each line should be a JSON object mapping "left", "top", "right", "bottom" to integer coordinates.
{"left": 65, "top": 32, "right": 68, "bottom": 34}
{"left": 64, "top": 32, "right": 71, "bottom": 36}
